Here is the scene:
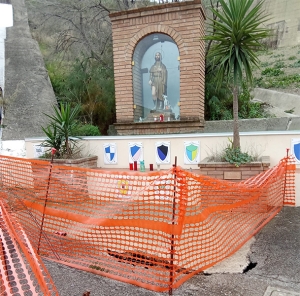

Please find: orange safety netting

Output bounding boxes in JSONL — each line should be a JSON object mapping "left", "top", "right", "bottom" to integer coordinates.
{"left": 0, "top": 198, "right": 58, "bottom": 296}
{"left": 0, "top": 155, "right": 296, "bottom": 294}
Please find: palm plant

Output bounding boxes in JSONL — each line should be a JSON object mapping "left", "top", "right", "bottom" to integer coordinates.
{"left": 41, "top": 103, "right": 81, "bottom": 158}
{"left": 204, "top": 0, "right": 271, "bottom": 148}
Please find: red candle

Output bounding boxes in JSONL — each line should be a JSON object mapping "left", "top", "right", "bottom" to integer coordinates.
{"left": 149, "top": 164, "right": 153, "bottom": 171}
{"left": 129, "top": 163, "right": 133, "bottom": 170}
{"left": 134, "top": 161, "right": 138, "bottom": 171}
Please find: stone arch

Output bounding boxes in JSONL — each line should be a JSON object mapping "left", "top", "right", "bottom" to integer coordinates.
{"left": 125, "top": 24, "right": 185, "bottom": 61}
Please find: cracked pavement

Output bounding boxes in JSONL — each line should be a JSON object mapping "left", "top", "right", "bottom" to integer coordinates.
{"left": 43, "top": 207, "right": 300, "bottom": 296}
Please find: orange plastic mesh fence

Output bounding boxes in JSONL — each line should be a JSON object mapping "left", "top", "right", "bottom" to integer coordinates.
{"left": 0, "top": 198, "right": 58, "bottom": 296}
{"left": 0, "top": 155, "right": 295, "bottom": 293}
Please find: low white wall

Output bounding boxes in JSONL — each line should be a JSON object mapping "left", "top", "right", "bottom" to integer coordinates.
{"left": 25, "top": 131, "right": 300, "bottom": 206}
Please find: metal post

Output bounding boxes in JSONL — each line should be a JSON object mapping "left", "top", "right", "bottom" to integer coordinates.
{"left": 37, "top": 149, "right": 55, "bottom": 254}
{"left": 169, "top": 156, "right": 177, "bottom": 296}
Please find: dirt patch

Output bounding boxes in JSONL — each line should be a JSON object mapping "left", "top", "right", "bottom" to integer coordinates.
{"left": 254, "top": 45, "right": 300, "bottom": 96}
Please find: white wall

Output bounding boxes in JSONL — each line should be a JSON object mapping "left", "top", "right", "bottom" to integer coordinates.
{"left": 25, "top": 131, "right": 300, "bottom": 206}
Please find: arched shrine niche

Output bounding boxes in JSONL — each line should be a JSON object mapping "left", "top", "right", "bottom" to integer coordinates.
{"left": 132, "top": 33, "right": 180, "bottom": 122}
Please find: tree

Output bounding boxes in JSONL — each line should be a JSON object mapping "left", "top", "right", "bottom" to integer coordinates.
{"left": 204, "top": 0, "right": 270, "bottom": 148}
{"left": 60, "top": 58, "right": 116, "bottom": 135}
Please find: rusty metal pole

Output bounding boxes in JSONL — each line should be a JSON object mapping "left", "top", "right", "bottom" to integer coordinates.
{"left": 169, "top": 156, "right": 178, "bottom": 296}
{"left": 282, "top": 148, "right": 290, "bottom": 204}
{"left": 37, "top": 148, "right": 55, "bottom": 254}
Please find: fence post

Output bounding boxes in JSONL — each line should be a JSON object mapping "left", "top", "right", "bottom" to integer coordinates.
{"left": 282, "top": 148, "right": 290, "bottom": 204}
{"left": 169, "top": 156, "right": 178, "bottom": 296}
{"left": 37, "top": 149, "right": 55, "bottom": 254}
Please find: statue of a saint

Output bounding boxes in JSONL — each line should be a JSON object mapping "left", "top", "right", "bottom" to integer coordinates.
{"left": 149, "top": 52, "right": 167, "bottom": 110}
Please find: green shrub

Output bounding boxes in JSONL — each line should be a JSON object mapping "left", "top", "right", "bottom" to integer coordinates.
{"left": 261, "top": 68, "right": 284, "bottom": 76}
{"left": 224, "top": 147, "right": 253, "bottom": 167}
{"left": 74, "top": 124, "right": 101, "bottom": 136}
{"left": 223, "top": 139, "right": 253, "bottom": 167}
{"left": 260, "top": 61, "right": 271, "bottom": 67}
{"left": 290, "top": 60, "right": 300, "bottom": 68}
{"left": 255, "top": 74, "right": 300, "bottom": 89}
{"left": 273, "top": 61, "right": 285, "bottom": 69}
{"left": 205, "top": 80, "right": 268, "bottom": 120}
{"left": 288, "top": 56, "right": 297, "bottom": 60}
{"left": 238, "top": 82, "right": 268, "bottom": 119}
{"left": 56, "top": 59, "right": 116, "bottom": 135}
{"left": 46, "top": 62, "right": 68, "bottom": 96}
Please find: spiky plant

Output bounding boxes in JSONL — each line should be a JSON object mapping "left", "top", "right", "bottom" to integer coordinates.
{"left": 205, "top": 0, "right": 271, "bottom": 148}
{"left": 42, "top": 103, "right": 81, "bottom": 158}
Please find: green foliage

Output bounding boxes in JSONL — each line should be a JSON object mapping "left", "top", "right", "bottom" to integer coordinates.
{"left": 288, "top": 56, "right": 297, "bottom": 60}
{"left": 273, "top": 61, "right": 285, "bottom": 69}
{"left": 38, "top": 42, "right": 49, "bottom": 55}
{"left": 204, "top": 68, "right": 233, "bottom": 120}
{"left": 289, "top": 60, "right": 300, "bottom": 68}
{"left": 48, "top": 58, "right": 115, "bottom": 135}
{"left": 224, "top": 146, "right": 253, "bottom": 167}
{"left": 238, "top": 82, "right": 268, "bottom": 119}
{"left": 284, "top": 108, "right": 295, "bottom": 114}
{"left": 205, "top": 0, "right": 271, "bottom": 86}
{"left": 260, "top": 61, "right": 271, "bottom": 67}
{"left": 223, "top": 139, "right": 253, "bottom": 167}
{"left": 205, "top": 78, "right": 269, "bottom": 120}
{"left": 46, "top": 61, "right": 68, "bottom": 97}
{"left": 206, "top": 95, "right": 233, "bottom": 120}
{"left": 41, "top": 124, "right": 62, "bottom": 153}
{"left": 261, "top": 68, "right": 284, "bottom": 76}
{"left": 74, "top": 124, "right": 101, "bottom": 136}
{"left": 41, "top": 103, "right": 81, "bottom": 158}
{"left": 254, "top": 74, "right": 300, "bottom": 89}
{"left": 204, "top": 0, "right": 271, "bottom": 149}
{"left": 207, "top": 138, "right": 254, "bottom": 167}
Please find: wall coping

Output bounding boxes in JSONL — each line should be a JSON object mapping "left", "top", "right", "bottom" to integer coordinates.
{"left": 109, "top": 0, "right": 205, "bottom": 20}
{"left": 25, "top": 130, "right": 300, "bottom": 142}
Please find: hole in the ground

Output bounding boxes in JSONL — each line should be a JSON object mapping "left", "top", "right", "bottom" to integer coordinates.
{"left": 243, "top": 261, "right": 257, "bottom": 273}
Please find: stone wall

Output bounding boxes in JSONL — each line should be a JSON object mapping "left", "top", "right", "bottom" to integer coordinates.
{"left": 204, "top": 117, "right": 300, "bottom": 133}
{"left": 262, "top": 0, "right": 300, "bottom": 48}
{"left": 2, "top": 0, "right": 56, "bottom": 140}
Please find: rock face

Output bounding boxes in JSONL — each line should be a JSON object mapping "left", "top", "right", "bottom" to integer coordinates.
{"left": 2, "top": 0, "right": 56, "bottom": 140}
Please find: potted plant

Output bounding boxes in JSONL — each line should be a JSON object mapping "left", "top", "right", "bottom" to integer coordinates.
{"left": 199, "top": 138, "right": 270, "bottom": 181}
{"left": 39, "top": 103, "right": 98, "bottom": 168}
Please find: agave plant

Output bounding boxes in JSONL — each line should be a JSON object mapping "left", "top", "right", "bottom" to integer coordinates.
{"left": 41, "top": 103, "right": 81, "bottom": 158}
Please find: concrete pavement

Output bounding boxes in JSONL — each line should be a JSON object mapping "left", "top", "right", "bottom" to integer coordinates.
{"left": 44, "top": 206, "right": 300, "bottom": 296}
